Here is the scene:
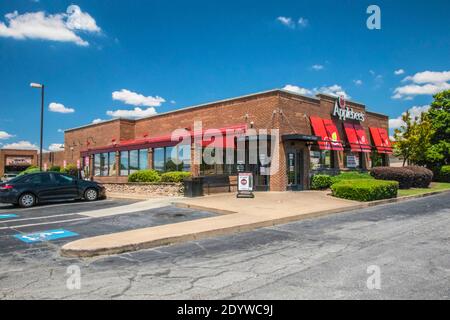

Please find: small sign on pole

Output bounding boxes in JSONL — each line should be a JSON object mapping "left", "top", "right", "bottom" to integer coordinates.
{"left": 43, "top": 163, "right": 48, "bottom": 172}
{"left": 63, "top": 160, "right": 67, "bottom": 169}
{"left": 76, "top": 159, "right": 81, "bottom": 169}
{"left": 237, "top": 172, "right": 255, "bottom": 198}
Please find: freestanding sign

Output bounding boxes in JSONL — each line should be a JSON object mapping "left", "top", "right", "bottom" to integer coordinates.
{"left": 237, "top": 172, "right": 255, "bottom": 198}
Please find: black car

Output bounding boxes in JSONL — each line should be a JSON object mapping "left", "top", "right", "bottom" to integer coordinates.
{"left": 0, "top": 172, "right": 106, "bottom": 208}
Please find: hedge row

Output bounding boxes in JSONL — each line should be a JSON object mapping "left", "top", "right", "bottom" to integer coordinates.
{"left": 128, "top": 170, "right": 192, "bottom": 183}
{"left": 310, "top": 172, "right": 372, "bottom": 190}
{"left": 438, "top": 165, "right": 450, "bottom": 182}
{"left": 331, "top": 179, "right": 399, "bottom": 202}
{"left": 370, "top": 166, "right": 433, "bottom": 189}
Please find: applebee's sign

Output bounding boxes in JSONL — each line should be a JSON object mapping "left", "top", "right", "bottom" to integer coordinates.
{"left": 333, "top": 96, "right": 365, "bottom": 122}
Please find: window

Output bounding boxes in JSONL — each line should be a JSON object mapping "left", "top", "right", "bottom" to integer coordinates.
{"left": 100, "top": 153, "right": 108, "bottom": 176}
{"left": 120, "top": 151, "right": 129, "bottom": 176}
{"left": 139, "top": 149, "right": 148, "bottom": 170}
{"left": 24, "top": 173, "right": 52, "bottom": 184}
{"left": 370, "top": 151, "right": 386, "bottom": 167}
{"left": 310, "top": 147, "right": 333, "bottom": 170}
{"left": 344, "top": 151, "right": 362, "bottom": 169}
{"left": 94, "top": 154, "right": 101, "bottom": 176}
{"left": 129, "top": 150, "right": 139, "bottom": 174}
{"left": 54, "top": 174, "right": 74, "bottom": 185}
{"left": 108, "top": 152, "right": 116, "bottom": 176}
{"left": 153, "top": 148, "right": 165, "bottom": 172}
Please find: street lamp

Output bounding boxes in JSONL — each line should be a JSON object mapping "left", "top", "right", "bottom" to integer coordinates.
{"left": 30, "top": 82, "right": 45, "bottom": 171}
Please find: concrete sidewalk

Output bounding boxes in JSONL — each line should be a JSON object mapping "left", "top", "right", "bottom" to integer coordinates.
{"left": 61, "top": 191, "right": 361, "bottom": 257}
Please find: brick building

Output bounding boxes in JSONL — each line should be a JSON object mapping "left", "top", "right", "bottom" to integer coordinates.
{"left": 0, "top": 149, "right": 38, "bottom": 177}
{"left": 62, "top": 89, "right": 392, "bottom": 191}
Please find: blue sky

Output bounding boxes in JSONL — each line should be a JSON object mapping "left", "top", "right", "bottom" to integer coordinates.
{"left": 0, "top": 0, "right": 449, "bottom": 151}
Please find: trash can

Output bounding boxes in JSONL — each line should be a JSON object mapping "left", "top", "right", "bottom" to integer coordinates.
{"left": 184, "top": 177, "right": 204, "bottom": 197}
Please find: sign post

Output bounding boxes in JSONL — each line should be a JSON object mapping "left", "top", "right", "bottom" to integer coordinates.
{"left": 237, "top": 172, "right": 255, "bottom": 198}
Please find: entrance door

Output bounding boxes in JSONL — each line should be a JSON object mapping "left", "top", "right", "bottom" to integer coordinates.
{"left": 286, "top": 150, "right": 304, "bottom": 190}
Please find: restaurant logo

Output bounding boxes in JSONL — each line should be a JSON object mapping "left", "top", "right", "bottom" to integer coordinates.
{"left": 333, "top": 96, "right": 365, "bottom": 122}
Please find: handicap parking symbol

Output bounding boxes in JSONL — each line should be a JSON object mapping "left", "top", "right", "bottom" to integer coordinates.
{"left": 0, "top": 214, "right": 18, "bottom": 219}
{"left": 14, "top": 229, "right": 79, "bottom": 243}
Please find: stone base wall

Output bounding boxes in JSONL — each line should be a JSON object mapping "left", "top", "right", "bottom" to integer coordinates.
{"left": 103, "top": 183, "right": 183, "bottom": 197}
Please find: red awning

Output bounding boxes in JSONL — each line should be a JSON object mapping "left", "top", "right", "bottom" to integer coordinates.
{"left": 323, "top": 119, "right": 344, "bottom": 151}
{"left": 310, "top": 117, "right": 331, "bottom": 150}
{"left": 369, "top": 127, "right": 393, "bottom": 154}
{"left": 353, "top": 124, "right": 372, "bottom": 153}
{"left": 344, "top": 123, "right": 362, "bottom": 152}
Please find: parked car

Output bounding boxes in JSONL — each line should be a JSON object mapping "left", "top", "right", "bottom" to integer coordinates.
{"left": 0, "top": 172, "right": 106, "bottom": 208}
{"left": 1, "top": 173, "right": 17, "bottom": 182}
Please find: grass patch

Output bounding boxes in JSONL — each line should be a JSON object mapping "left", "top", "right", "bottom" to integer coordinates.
{"left": 398, "top": 182, "right": 450, "bottom": 197}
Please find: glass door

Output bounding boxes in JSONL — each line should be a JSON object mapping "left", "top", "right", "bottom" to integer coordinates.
{"left": 286, "top": 150, "right": 303, "bottom": 190}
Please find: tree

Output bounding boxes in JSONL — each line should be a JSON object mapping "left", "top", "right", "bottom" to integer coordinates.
{"left": 393, "top": 111, "right": 433, "bottom": 166}
{"left": 425, "top": 90, "right": 450, "bottom": 168}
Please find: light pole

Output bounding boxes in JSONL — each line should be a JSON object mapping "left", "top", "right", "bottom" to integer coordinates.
{"left": 30, "top": 83, "right": 45, "bottom": 171}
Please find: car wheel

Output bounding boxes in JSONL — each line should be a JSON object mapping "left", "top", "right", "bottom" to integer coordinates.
{"left": 19, "top": 193, "right": 36, "bottom": 208}
{"left": 84, "top": 188, "right": 98, "bottom": 201}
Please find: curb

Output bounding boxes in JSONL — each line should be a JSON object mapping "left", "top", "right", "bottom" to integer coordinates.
{"left": 60, "top": 189, "right": 450, "bottom": 258}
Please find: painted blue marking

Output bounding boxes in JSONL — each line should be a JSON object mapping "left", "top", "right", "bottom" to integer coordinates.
{"left": 14, "top": 229, "right": 79, "bottom": 243}
{"left": 0, "top": 214, "right": 18, "bottom": 219}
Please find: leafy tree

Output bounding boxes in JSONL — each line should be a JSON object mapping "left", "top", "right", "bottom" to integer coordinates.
{"left": 393, "top": 111, "right": 433, "bottom": 166}
{"left": 425, "top": 90, "right": 450, "bottom": 168}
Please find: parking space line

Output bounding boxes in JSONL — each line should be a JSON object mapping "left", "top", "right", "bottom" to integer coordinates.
{"left": 0, "top": 199, "right": 115, "bottom": 213}
{"left": 0, "top": 217, "right": 92, "bottom": 230}
{"left": 0, "top": 213, "right": 80, "bottom": 224}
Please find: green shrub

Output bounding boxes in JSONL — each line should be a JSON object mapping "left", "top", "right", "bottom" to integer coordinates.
{"left": 370, "top": 167, "right": 414, "bottom": 189}
{"left": 439, "top": 165, "right": 450, "bottom": 182}
{"left": 49, "top": 165, "right": 61, "bottom": 172}
{"left": 405, "top": 166, "right": 433, "bottom": 188}
{"left": 331, "top": 179, "right": 398, "bottom": 202}
{"left": 330, "top": 172, "right": 373, "bottom": 184}
{"left": 61, "top": 164, "right": 79, "bottom": 177}
{"left": 17, "top": 166, "right": 40, "bottom": 176}
{"left": 161, "top": 171, "right": 192, "bottom": 183}
{"left": 311, "top": 174, "right": 333, "bottom": 190}
{"left": 128, "top": 169, "right": 161, "bottom": 183}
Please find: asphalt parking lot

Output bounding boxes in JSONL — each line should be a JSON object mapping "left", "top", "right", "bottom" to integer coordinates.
{"left": 0, "top": 199, "right": 216, "bottom": 256}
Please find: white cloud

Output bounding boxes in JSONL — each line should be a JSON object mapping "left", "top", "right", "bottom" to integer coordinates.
{"left": 403, "top": 70, "right": 450, "bottom": 84}
{"left": 0, "top": 131, "right": 13, "bottom": 140}
{"left": 276, "top": 16, "right": 295, "bottom": 28}
{"left": 392, "top": 70, "right": 450, "bottom": 100}
{"left": 298, "top": 17, "right": 308, "bottom": 27}
{"left": 394, "top": 69, "right": 405, "bottom": 75}
{"left": 311, "top": 64, "right": 324, "bottom": 71}
{"left": 0, "top": 5, "right": 100, "bottom": 46}
{"left": 283, "top": 84, "right": 351, "bottom": 99}
{"left": 315, "top": 84, "right": 351, "bottom": 99}
{"left": 112, "top": 89, "right": 165, "bottom": 107}
{"left": 57, "top": 128, "right": 64, "bottom": 133}
{"left": 106, "top": 107, "right": 157, "bottom": 119}
{"left": 65, "top": 5, "right": 100, "bottom": 33}
{"left": 2, "top": 140, "right": 39, "bottom": 150}
{"left": 353, "top": 79, "right": 363, "bottom": 86}
{"left": 48, "top": 143, "right": 64, "bottom": 151}
{"left": 392, "top": 82, "right": 450, "bottom": 99}
{"left": 49, "top": 102, "right": 75, "bottom": 113}
{"left": 92, "top": 118, "right": 105, "bottom": 124}
{"left": 282, "top": 85, "right": 313, "bottom": 96}
{"left": 389, "top": 105, "right": 430, "bottom": 129}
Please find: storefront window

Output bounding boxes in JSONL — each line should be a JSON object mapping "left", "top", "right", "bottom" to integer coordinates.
{"left": 310, "top": 147, "right": 333, "bottom": 170}
{"left": 129, "top": 150, "right": 139, "bottom": 174}
{"left": 139, "top": 149, "right": 148, "bottom": 170}
{"left": 100, "top": 153, "right": 108, "bottom": 176}
{"left": 345, "top": 151, "right": 362, "bottom": 169}
{"left": 108, "top": 152, "right": 116, "bottom": 176}
{"left": 120, "top": 151, "right": 129, "bottom": 176}
{"left": 370, "top": 151, "right": 386, "bottom": 167}
{"left": 94, "top": 154, "right": 101, "bottom": 176}
{"left": 153, "top": 148, "right": 165, "bottom": 172}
